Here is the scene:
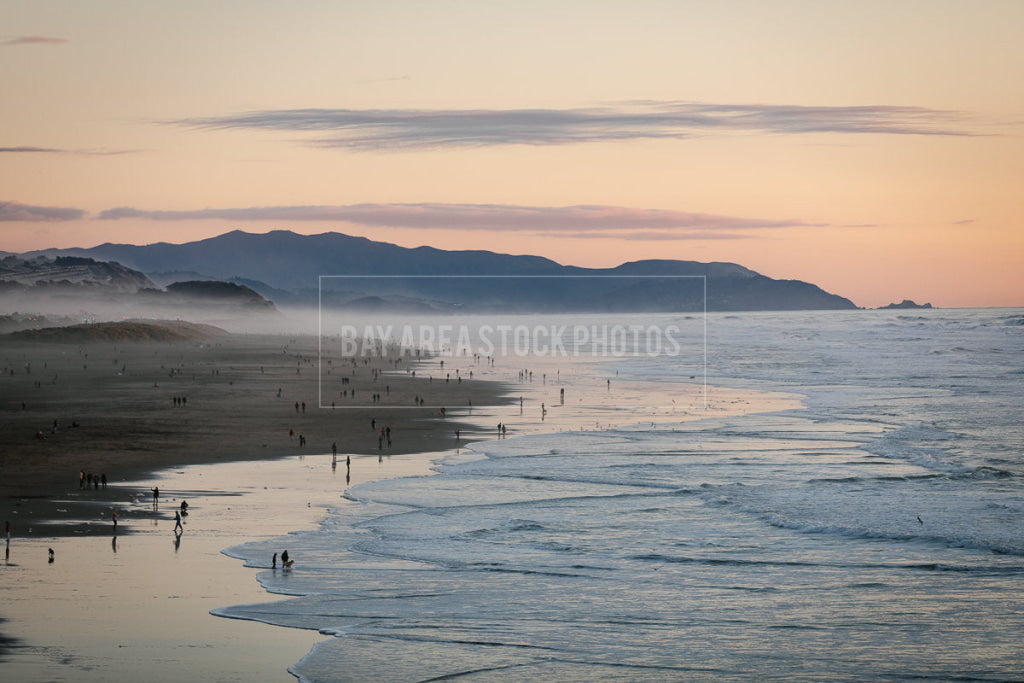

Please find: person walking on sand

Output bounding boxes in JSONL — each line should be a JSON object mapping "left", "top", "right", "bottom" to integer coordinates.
{"left": 174, "top": 510, "right": 183, "bottom": 533}
{"left": 112, "top": 508, "right": 119, "bottom": 529}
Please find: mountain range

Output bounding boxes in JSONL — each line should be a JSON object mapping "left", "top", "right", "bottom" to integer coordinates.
{"left": 22, "top": 230, "right": 857, "bottom": 312}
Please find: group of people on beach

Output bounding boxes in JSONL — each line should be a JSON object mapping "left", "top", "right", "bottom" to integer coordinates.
{"left": 79, "top": 471, "right": 108, "bottom": 489}
{"left": 271, "top": 549, "right": 294, "bottom": 569}
{"left": 377, "top": 424, "right": 393, "bottom": 449}
{"left": 107, "top": 492, "right": 188, "bottom": 536}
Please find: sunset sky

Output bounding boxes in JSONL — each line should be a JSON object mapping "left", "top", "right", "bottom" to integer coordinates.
{"left": 2, "top": 1, "right": 1022, "bottom": 308}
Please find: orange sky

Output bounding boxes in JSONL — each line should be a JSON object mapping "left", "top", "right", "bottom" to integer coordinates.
{"left": 2, "top": 1, "right": 1023, "bottom": 308}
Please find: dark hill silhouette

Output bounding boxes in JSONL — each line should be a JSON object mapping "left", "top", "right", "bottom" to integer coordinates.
{"left": 879, "top": 299, "right": 933, "bottom": 309}
{"left": 164, "top": 280, "right": 274, "bottom": 308}
{"left": 1, "top": 254, "right": 155, "bottom": 290}
{"left": 26, "top": 229, "right": 857, "bottom": 311}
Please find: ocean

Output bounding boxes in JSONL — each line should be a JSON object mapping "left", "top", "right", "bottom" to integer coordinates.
{"left": 217, "top": 308, "right": 1024, "bottom": 682}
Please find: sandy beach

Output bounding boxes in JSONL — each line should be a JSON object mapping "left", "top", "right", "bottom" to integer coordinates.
{"left": 0, "top": 320, "right": 800, "bottom": 680}
{"left": 0, "top": 322, "right": 516, "bottom": 679}
{"left": 0, "top": 324, "right": 510, "bottom": 527}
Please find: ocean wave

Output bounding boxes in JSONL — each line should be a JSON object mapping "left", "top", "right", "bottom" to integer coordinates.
{"left": 628, "top": 553, "right": 1024, "bottom": 573}
{"left": 861, "top": 423, "right": 972, "bottom": 474}
{"left": 757, "top": 512, "right": 1024, "bottom": 558}
{"left": 629, "top": 553, "right": 820, "bottom": 568}
{"left": 507, "top": 519, "right": 545, "bottom": 532}
{"left": 704, "top": 480, "right": 1024, "bottom": 559}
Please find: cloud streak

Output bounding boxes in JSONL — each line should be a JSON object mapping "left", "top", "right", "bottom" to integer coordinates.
{"left": 176, "top": 101, "right": 980, "bottom": 151}
{"left": 0, "top": 145, "right": 138, "bottom": 156}
{"left": 0, "top": 201, "right": 86, "bottom": 222}
{"left": 98, "top": 202, "right": 823, "bottom": 239}
{"left": 1, "top": 36, "right": 68, "bottom": 47}
{"left": 0, "top": 146, "right": 63, "bottom": 154}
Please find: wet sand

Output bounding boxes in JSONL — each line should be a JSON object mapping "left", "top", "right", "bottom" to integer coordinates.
{"left": 0, "top": 452, "right": 442, "bottom": 681}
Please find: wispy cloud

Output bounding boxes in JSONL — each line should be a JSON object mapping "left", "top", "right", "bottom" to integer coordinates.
{"left": 0, "top": 145, "right": 138, "bottom": 156}
{"left": 0, "top": 201, "right": 86, "bottom": 222}
{"left": 75, "top": 148, "right": 141, "bottom": 157}
{"left": 98, "top": 202, "right": 823, "bottom": 240}
{"left": 1, "top": 36, "right": 68, "bottom": 47}
{"left": 0, "top": 146, "right": 63, "bottom": 154}
{"left": 175, "top": 101, "right": 980, "bottom": 151}
{"left": 552, "top": 230, "right": 753, "bottom": 241}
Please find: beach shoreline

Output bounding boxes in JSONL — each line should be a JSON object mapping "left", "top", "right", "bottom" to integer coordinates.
{"left": 0, "top": 449, "right": 456, "bottom": 681}
{"left": 0, "top": 326, "right": 517, "bottom": 679}
{"left": 0, "top": 324, "right": 804, "bottom": 680}
{"left": 205, "top": 373, "right": 803, "bottom": 682}
{"left": 1, "top": 329, "right": 511, "bottom": 534}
